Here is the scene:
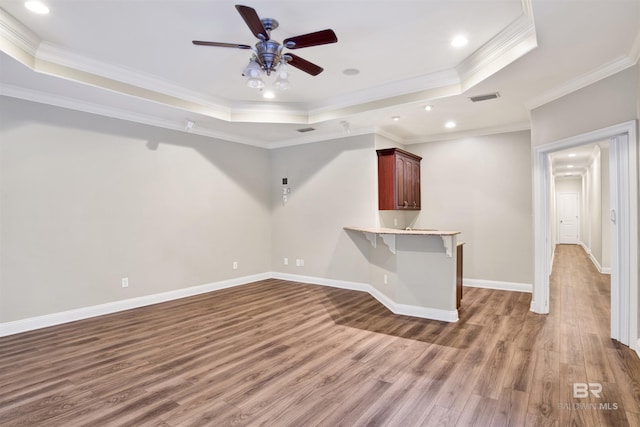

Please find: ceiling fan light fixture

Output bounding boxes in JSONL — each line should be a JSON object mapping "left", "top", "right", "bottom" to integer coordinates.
{"left": 247, "top": 77, "right": 265, "bottom": 89}
{"left": 244, "top": 58, "right": 265, "bottom": 89}
{"left": 275, "top": 61, "right": 290, "bottom": 90}
{"left": 243, "top": 58, "right": 261, "bottom": 77}
{"left": 194, "top": 4, "right": 338, "bottom": 94}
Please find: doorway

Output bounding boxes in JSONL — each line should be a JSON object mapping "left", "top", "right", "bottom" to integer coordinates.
{"left": 533, "top": 120, "right": 638, "bottom": 349}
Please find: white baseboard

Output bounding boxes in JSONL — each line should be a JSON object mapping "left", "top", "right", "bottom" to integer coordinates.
{"left": 464, "top": 278, "right": 533, "bottom": 293}
{"left": 579, "top": 241, "right": 611, "bottom": 275}
{"left": 271, "top": 272, "right": 369, "bottom": 293}
{"left": 0, "top": 273, "right": 271, "bottom": 337}
{"left": 580, "top": 241, "right": 591, "bottom": 255}
{"left": 3, "top": 272, "right": 536, "bottom": 336}
{"left": 591, "top": 255, "right": 611, "bottom": 274}
{"left": 272, "top": 272, "right": 458, "bottom": 322}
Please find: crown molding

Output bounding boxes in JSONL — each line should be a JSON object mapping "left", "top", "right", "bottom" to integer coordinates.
{"left": 266, "top": 125, "right": 380, "bottom": 150}
{"left": 35, "top": 41, "right": 232, "bottom": 115}
{"left": 307, "top": 69, "right": 461, "bottom": 115}
{"left": 230, "top": 100, "right": 310, "bottom": 124}
{"left": 0, "top": 84, "right": 268, "bottom": 148}
{"left": 0, "top": 8, "right": 39, "bottom": 56}
{"left": 0, "top": 7, "right": 40, "bottom": 66}
{"left": 526, "top": 54, "right": 637, "bottom": 111}
{"left": 1, "top": 82, "right": 533, "bottom": 151}
{"left": 456, "top": 12, "right": 537, "bottom": 92}
{"left": 0, "top": 82, "right": 388, "bottom": 149}
{"left": 404, "top": 120, "right": 531, "bottom": 144}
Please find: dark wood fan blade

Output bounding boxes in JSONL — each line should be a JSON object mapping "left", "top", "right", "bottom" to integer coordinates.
{"left": 192, "top": 40, "right": 252, "bottom": 49}
{"left": 286, "top": 53, "right": 324, "bottom": 76}
{"left": 283, "top": 29, "right": 337, "bottom": 49}
{"left": 235, "top": 5, "right": 269, "bottom": 41}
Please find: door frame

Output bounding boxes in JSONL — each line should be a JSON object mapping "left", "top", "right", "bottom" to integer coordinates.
{"left": 556, "top": 191, "right": 580, "bottom": 244}
{"left": 532, "top": 120, "right": 638, "bottom": 350}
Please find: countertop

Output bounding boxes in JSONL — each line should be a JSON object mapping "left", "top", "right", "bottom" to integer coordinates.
{"left": 344, "top": 226, "right": 460, "bottom": 236}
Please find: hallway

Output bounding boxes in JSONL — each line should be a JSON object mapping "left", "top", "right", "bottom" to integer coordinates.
{"left": 546, "top": 244, "right": 640, "bottom": 425}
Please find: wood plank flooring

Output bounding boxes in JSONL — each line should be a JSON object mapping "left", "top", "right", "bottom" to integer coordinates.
{"left": 1, "top": 244, "right": 639, "bottom": 426}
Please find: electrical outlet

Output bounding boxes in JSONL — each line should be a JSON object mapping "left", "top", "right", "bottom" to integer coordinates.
{"left": 283, "top": 257, "right": 288, "bottom": 265}
{"left": 300, "top": 259, "right": 304, "bottom": 266}
{"left": 233, "top": 261, "right": 238, "bottom": 270}
{"left": 121, "top": 277, "right": 129, "bottom": 288}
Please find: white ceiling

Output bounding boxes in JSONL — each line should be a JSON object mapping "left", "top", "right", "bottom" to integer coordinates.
{"left": 0, "top": 0, "right": 638, "bottom": 148}
{"left": 550, "top": 142, "right": 602, "bottom": 178}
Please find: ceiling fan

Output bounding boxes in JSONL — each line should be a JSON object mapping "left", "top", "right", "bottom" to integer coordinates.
{"left": 192, "top": 4, "right": 338, "bottom": 84}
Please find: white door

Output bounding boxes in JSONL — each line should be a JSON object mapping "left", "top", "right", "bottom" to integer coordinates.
{"left": 558, "top": 192, "right": 579, "bottom": 244}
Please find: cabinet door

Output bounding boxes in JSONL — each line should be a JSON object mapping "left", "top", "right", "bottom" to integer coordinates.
{"left": 411, "top": 159, "right": 421, "bottom": 209}
{"left": 404, "top": 157, "right": 414, "bottom": 208}
{"left": 395, "top": 154, "right": 420, "bottom": 209}
{"left": 395, "top": 155, "right": 406, "bottom": 208}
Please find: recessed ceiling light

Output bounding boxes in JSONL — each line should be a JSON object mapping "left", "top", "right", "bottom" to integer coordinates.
{"left": 445, "top": 121, "right": 456, "bottom": 129}
{"left": 568, "top": 153, "right": 577, "bottom": 157}
{"left": 24, "top": 1, "right": 49, "bottom": 14}
{"left": 262, "top": 90, "right": 275, "bottom": 99}
{"left": 424, "top": 105, "right": 433, "bottom": 111}
{"left": 343, "top": 68, "right": 360, "bottom": 76}
{"left": 451, "top": 35, "right": 468, "bottom": 47}
{"left": 392, "top": 116, "right": 400, "bottom": 122}
{"left": 567, "top": 165, "right": 574, "bottom": 168}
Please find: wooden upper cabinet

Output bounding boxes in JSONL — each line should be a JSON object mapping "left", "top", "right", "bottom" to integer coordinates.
{"left": 377, "top": 148, "right": 422, "bottom": 210}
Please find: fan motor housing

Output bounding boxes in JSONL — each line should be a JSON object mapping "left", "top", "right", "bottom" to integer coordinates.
{"left": 261, "top": 18, "right": 279, "bottom": 31}
{"left": 255, "top": 40, "right": 283, "bottom": 74}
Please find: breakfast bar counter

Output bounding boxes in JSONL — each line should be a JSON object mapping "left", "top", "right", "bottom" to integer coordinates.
{"left": 344, "top": 226, "right": 462, "bottom": 322}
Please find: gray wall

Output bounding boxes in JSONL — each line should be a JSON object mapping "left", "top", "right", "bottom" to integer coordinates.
{"left": 406, "top": 131, "right": 534, "bottom": 285}
{"left": 0, "top": 97, "right": 272, "bottom": 323}
{"left": 531, "top": 66, "right": 638, "bottom": 147}
{"left": 269, "top": 135, "right": 376, "bottom": 284}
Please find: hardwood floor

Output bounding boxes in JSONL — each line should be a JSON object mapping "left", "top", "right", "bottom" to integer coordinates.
{"left": 1, "top": 244, "right": 639, "bottom": 426}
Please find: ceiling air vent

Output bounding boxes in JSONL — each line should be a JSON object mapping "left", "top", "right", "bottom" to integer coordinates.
{"left": 297, "top": 127, "right": 316, "bottom": 133}
{"left": 469, "top": 92, "right": 500, "bottom": 102}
